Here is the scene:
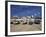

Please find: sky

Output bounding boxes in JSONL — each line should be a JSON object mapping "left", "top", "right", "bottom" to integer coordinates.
{"left": 10, "top": 5, "right": 42, "bottom": 17}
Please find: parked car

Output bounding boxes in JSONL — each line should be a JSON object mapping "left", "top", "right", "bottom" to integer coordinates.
{"left": 13, "top": 21, "right": 20, "bottom": 25}
{"left": 34, "top": 17, "right": 41, "bottom": 24}
{"left": 34, "top": 19, "right": 41, "bottom": 24}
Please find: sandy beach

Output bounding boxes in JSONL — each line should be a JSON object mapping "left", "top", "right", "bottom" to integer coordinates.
{"left": 10, "top": 23, "right": 42, "bottom": 32}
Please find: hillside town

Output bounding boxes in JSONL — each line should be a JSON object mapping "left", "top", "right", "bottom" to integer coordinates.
{"left": 10, "top": 16, "right": 41, "bottom": 25}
